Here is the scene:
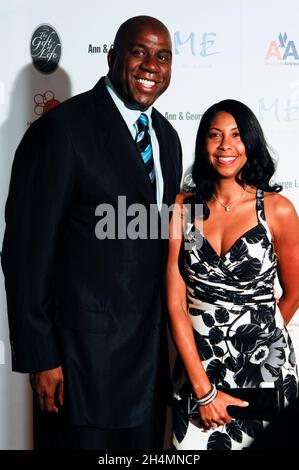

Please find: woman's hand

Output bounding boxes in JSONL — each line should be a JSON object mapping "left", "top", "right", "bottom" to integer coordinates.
{"left": 199, "top": 390, "right": 249, "bottom": 429}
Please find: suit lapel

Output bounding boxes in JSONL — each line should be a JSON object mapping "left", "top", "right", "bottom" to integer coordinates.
{"left": 92, "top": 78, "right": 156, "bottom": 206}
{"left": 152, "top": 110, "right": 171, "bottom": 207}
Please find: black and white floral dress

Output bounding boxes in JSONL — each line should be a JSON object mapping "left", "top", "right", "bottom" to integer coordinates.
{"left": 173, "top": 190, "right": 298, "bottom": 450}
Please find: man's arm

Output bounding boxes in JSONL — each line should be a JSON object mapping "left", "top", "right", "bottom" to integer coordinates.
{"left": 1, "top": 112, "right": 76, "bottom": 373}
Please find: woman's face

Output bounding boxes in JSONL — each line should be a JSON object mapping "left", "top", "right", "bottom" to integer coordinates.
{"left": 205, "top": 111, "right": 247, "bottom": 179}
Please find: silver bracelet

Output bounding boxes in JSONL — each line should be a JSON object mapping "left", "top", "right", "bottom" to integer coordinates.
{"left": 195, "top": 384, "right": 217, "bottom": 406}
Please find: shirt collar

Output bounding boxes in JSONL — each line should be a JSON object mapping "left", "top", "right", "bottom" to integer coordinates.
{"left": 105, "top": 76, "right": 152, "bottom": 130}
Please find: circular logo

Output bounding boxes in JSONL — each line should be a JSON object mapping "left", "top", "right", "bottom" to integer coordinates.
{"left": 30, "top": 24, "right": 61, "bottom": 74}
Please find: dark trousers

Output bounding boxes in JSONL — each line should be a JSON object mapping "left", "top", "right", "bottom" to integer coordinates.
{"left": 66, "top": 408, "right": 165, "bottom": 450}
{"left": 34, "top": 391, "right": 166, "bottom": 450}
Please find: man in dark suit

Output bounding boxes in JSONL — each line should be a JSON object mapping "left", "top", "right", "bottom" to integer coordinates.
{"left": 1, "top": 16, "right": 182, "bottom": 449}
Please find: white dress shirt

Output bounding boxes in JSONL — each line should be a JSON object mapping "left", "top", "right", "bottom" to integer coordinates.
{"left": 105, "top": 76, "right": 164, "bottom": 211}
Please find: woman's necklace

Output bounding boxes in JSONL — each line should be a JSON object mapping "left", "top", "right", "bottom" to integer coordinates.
{"left": 212, "top": 187, "right": 247, "bottom": 212}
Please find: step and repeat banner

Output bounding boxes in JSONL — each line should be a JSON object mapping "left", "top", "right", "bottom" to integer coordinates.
{"left": 0, "top": 0, "right": 298, "bottom": 449}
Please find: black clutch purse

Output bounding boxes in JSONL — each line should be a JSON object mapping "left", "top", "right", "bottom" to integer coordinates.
{"left": 187, "top": 387, "right": 280, "bottom": 421}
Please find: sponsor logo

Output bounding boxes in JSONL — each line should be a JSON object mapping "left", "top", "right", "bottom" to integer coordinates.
{"left": 165, "top": 111, "right": 203, "bottom": 121}
{"left": 31, "top": 24, "right": 61, "bottom": 74}
{"left": 275, "top": 179, "right": 299, "bottom": 190}
{"left": 34, "top": 90, "right": 60, "bottom": 116}
{"left": 258, "top": 81, "right": 299, "bottom": 122}
{"left": 265, "top": 33, "right": 299, "bottom": 65}
{"left": 173, "top": 31, "right": 220, "bottom": 68}
{"left": 88, "top": 43, "right": 113, "bottom": 54}
{"left": 258, "top": 97, "right": 299, "bottom": 122}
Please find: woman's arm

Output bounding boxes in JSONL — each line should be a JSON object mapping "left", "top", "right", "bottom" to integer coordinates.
{"left": 166, "top": 194, "right": 248, "bottom": 428}
{"left": 266, "top": 193, "right": 299, "bottom": 324}
{"left": 166, "top": 194, "right": 211, "bottom": 398}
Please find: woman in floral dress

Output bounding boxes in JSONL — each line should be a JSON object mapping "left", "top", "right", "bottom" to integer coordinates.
{"left": 167, "top": 99, "right": 299, "bottom": 450}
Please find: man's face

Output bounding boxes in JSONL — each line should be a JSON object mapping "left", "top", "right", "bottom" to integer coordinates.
{"left": 108, "top": 25, "right": 172, "bottom": 110}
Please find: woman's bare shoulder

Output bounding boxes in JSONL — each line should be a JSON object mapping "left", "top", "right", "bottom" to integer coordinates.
{"left": 264, "top": 192, "right": 298, "bottom": 217}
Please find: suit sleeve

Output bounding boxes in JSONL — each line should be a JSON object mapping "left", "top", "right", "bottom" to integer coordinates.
{"left": 176, "top": 131, "right": 183, "bottom": 194}
{"left": 1, "top": 113, "right": 77, "bottom": 373}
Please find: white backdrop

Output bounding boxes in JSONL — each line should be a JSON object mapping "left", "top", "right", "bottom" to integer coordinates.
{"left": 0, "top": 0, "right": 298, "bottom": 449}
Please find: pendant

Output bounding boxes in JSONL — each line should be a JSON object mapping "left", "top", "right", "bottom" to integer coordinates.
{"left": 225, "top": 206, "right": 231, "bottom": 212}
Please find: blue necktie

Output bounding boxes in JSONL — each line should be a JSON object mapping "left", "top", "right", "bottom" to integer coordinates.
{"left": 135, "top": 113, "right": 156, "bottom": 192}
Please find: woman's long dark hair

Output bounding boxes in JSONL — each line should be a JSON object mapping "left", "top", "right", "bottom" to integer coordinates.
{"left": 185, "top": 99, "right": 282, "bottom": 219}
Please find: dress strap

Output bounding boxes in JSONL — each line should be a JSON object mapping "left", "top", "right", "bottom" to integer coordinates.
{"left": 256, "top": 189, "right": 265, "bottom": 222}
{"left": 256, "top": 189, "right": 272, "bottom": 241}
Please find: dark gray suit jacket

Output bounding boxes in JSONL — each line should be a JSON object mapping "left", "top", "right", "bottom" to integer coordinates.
{"left": 1, "top": 77, "right": 182, "bottom": 428}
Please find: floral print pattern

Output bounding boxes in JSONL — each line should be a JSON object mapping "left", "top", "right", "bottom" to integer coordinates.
{"left": 173, "top": 190, "right": 298, "bottom": 450}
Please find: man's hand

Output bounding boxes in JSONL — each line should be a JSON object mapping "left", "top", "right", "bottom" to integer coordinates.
{"left": 30, "top": 366, "right": 64, "bottom": 413}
